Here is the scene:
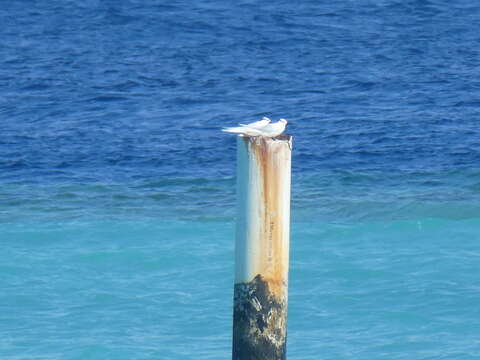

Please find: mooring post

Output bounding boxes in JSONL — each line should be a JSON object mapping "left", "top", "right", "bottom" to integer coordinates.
{"left": 232, "top": 135, "right": 292, "bottom": 360}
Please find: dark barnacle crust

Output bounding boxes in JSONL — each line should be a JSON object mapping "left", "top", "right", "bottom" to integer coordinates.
{"left": 232, "top": 275, "right": 287, "bottom": 360}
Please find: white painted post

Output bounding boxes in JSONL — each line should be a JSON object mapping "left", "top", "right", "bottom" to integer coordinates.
{"left": 232, "top": 135, "right": 292, "bottom": 360}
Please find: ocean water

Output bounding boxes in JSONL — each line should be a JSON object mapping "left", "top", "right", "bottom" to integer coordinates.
{"left": 1, "top": 1, "right": 480, "bottom": 359}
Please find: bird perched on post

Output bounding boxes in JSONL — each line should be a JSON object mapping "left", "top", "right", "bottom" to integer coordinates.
{"left": 239, "top": 117, "right": 271, "bottom": 129}
{"left": 222, "top": 117, "right": 288, "bottom": 137}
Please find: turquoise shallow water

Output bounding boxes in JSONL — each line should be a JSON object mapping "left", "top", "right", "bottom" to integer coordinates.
{"left": 3, "top": 219, "right": 480, "bottom": 359}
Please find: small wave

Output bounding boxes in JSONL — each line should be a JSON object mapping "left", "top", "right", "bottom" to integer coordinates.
{"left": 87, "top": 95, "right": 129, "bottom": 103}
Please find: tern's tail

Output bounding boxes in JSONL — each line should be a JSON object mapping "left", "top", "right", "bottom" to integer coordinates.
{"left": 222, "top": 127, "right": 245, "bottom": 133}
{"left": 222, "top": 126, "right": 262, "bottom": 136}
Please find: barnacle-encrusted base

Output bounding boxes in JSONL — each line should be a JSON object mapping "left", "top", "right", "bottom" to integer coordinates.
{"left": 232, "top": 275, "right": 287, "bottom": 360}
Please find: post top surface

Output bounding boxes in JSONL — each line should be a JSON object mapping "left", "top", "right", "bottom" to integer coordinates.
{"left": 273, "top": 134, "right": 292, "bottom": 141}
{"left": 240, "top": 134, "right": 293, "bottom": 150}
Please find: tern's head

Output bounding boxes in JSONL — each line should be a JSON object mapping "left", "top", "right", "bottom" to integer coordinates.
{"left": 279, "top": 118, "right": 288, "bottom": 125}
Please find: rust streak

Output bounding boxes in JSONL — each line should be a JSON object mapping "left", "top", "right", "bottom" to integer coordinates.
{"left": 246, "top": 136, "right": 290, "bottom": 300}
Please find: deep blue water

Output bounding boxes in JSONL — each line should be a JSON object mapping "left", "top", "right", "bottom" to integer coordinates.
{"left": 1, "top": 1, "right": 480, "bottom": 359}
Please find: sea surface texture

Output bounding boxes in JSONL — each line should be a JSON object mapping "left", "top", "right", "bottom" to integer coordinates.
{"left": 1, "top": 1, "right": 480, "bottom": 359}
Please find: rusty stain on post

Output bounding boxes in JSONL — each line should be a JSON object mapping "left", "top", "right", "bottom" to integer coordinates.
{"left": 233, "top": 135, "right": 292, "bottom": 360}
